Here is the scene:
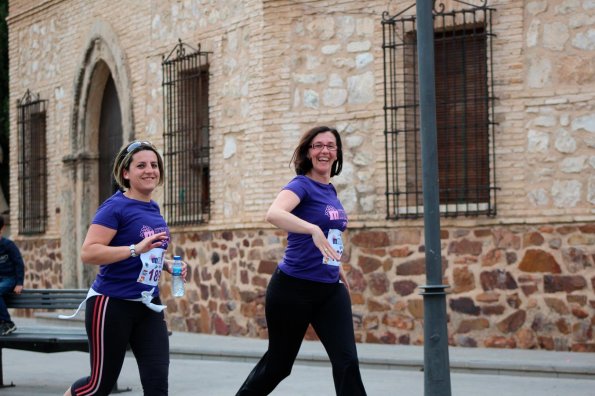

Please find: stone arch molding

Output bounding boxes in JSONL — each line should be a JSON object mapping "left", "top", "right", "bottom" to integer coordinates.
{"left": 61, "top": 20, "right": 134, "bottom": 287}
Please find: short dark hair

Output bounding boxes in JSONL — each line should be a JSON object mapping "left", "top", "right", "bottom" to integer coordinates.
{"left": 113, "top": 141, "right": 165, "bottom": 190}
{"left": 0, "top": 215, "right": 4, "bottom": 229}
{"left": 291, "top": 126, "right": 343, "bottom": 177}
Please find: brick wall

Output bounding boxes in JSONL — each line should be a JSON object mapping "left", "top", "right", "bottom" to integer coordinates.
{"left": 7, "top": 0, "right": 594, "bottom": 350}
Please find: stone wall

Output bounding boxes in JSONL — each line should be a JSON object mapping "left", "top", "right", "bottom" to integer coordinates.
{"left": 17, "top": 238, "right": 63, "bottom": 289}
{"left": 6, "top": 0, "right": 595, "bottom": 351}
{"left": 157, "top": 223, "right": 594, "bottom": 352}
{"left": 522, "top": 0, "right": 595, "bottom": 216}
{"left": 15, "top": 222, "right": 594, "bottom": 352}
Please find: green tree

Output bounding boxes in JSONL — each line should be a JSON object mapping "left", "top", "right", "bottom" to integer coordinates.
{"left": 0, "top": 0, "right": 9, "bottom": 208}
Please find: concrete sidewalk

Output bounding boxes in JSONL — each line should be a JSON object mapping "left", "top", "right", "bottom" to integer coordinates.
{"left": 3, "top": 317, "right": 595, "bottom": 395}
{"left": 15, "top": 315, "right": 595, "bottom": 379}
{"left": 167, "top": 329, "right": 595, "bottom": 379}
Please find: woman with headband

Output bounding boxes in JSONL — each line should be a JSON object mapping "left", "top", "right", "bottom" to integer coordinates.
{"left": 65, "top": 140, "right": 186, "bottom": 396}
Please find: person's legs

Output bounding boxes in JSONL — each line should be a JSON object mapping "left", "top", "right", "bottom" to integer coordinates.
{"left": 129, "top": 298, "right": 169, "bottom": 396}
{"left": 312, "top": 283, "right": 367, "bottom": 396}
{"left": 68, "top": 296, "right": 132, "bottom": 396}
{"left": 236, "top": 269, "right": 313, "bottom": 395}
{"left": 0, "top": 277, "right": 17, "bottom": 323}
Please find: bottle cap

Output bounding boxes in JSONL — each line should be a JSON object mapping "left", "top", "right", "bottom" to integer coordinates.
{"left": 173, "top": 255, "right": 181, "bottom": 260}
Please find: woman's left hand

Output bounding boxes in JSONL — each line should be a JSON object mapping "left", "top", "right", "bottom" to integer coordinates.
{"left": 165, "top": 259, "right": 188, "bottom": 281}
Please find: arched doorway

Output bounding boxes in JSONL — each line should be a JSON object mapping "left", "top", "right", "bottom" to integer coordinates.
{"left": 72, "top": 70, "right": 124, "bottom": 287}
{"left": 98, "top": 74, "right": 123, "bottom": 204}
{"left": 75, "top": 70, "right": 124, "bottom": 287}
{"left": 62, "top": 20, "right": 134, "bottom": 288}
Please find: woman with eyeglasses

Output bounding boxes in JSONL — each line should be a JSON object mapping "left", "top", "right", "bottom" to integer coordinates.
{"left": 236, "top": 126, "right": 367, "bottom": 395}
{"left": 65, "top": 140, "right": 186, "bottom": 396}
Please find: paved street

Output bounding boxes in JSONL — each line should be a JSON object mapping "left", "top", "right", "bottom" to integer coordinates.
{"left": 3, "top": 318, "right": 594, "bottom": 395}
{"left": 2, "top": 348, "right": 594, "bottom": 396}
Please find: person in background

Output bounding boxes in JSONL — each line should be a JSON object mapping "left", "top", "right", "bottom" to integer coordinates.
{"left": 0, "top": 215, "right": 24, "bottom": 336}
{"left": 236, "top": 126, "right": 367, "bottom": 396}
{"left": 64, "top": 140, "right": 186, "bottom": 396}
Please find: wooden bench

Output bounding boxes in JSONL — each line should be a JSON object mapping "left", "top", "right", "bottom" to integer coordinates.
{"left": 1, "top": 288, "right": 129, "bottom": 392}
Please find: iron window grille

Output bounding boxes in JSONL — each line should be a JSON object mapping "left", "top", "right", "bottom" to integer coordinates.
{"left": 16, "top": 90, "right": 47, "bottom": 234}
{"left": 162, "top": 39, "right": 211, "bottom": 225}
{"left": 382, "top": 0, "right": 497, "bottom": 220}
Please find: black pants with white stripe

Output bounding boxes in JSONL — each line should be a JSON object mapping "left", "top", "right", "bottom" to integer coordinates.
{"left": 69, "top": 295, "right": 169, "bottom": 396}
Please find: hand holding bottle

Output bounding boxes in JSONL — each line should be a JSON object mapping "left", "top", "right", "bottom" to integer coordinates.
{"left": 170, "top": 256, "right": 186, "bottom": 297}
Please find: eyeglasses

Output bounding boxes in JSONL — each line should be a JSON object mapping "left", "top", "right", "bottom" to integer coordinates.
{"left": 126, "top": 141, "right": 153, "bottom": 153}
{"left": 310, "top": 143, "right": 338, "bottom": 151}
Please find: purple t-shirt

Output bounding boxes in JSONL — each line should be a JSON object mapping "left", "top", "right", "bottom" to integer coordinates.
{"left": 90, "top": 191, "right": 170, "bottom": 299}
{"left": 278, "top": 175, "right": 348, "bottom": 283}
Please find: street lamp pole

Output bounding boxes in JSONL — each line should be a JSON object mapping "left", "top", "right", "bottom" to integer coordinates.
{"left": 415, "top": 1, "right": 452, "bottom": 395}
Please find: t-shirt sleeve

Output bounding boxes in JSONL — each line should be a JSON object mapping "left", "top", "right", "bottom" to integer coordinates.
{"left": 92, "top": 199, "right": 120, "bottom": 230}
{"left": 283, "top": 177, "right": 308, "bottom": 201}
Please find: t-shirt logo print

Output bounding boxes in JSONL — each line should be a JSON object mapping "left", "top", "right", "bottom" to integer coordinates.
{"left": 325, "top": 205, "right": 340, "bottom": 220}
{"left": 325, "top": 205, "right": 347, "bottom": 228}
{"left": 141, "top": 225, "right": 155, "bottom": 238}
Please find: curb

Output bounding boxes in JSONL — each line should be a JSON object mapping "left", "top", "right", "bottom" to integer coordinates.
{"left": 169, "top": 343, "right": 595, "bottom": 380}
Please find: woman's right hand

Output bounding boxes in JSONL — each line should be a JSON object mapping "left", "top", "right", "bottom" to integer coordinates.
{"left": 312, "top": 227, "right": 341, "bottom": 262}
{"left": 134, "top": 232, "right": 168, "bottom": 255}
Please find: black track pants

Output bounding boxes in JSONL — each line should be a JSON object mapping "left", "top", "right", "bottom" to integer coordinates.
{"left": 69, "top": 295, "right": 169, "bottom": 396}
{"left": 236, "top": 268, "right": 367, "bottom": 396}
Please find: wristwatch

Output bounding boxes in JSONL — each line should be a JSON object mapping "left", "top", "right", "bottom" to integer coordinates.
{"left": 129, "top": 244, "right": 138, "bottom": 258}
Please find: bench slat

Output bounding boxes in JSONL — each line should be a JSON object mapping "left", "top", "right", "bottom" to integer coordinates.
{"left": 6, "top": 301, "right": 84, "bottom": 309}
{"left": 0, "top": 338, "right": 89, "bottom": 354}
{"left": 0, "top": 333, "right": 87, "bottom": 343}
{"left": 0, "top": 322, "right": 89, "bottom": 354}
{"left": 5, "top": 289, "right": 87, "bottom": 310}
{"left": 2, "top": 327, "right": 87, "bottom": 336}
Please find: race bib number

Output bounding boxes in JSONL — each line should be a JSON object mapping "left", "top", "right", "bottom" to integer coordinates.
{"left": 136, "top": 248, "right": 165, "bottom": 286}
{"left": 323, "top": 228, "right": 343, "bottom": 267}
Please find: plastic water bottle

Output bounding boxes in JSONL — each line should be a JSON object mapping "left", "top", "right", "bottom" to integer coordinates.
{"left": 172, "top": 256, "right": 185, "bottom": 297}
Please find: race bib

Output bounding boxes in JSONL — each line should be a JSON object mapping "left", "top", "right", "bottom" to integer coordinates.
{"left": 323, "top": 228, "right": 343, "bottom": 267}
{"left": 136, "top": 248, "right": 165, "bottom": 286}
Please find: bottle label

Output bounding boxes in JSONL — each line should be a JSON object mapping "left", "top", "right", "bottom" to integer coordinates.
{"left": 136, "top": 247, "right": 165, "bottom": 286}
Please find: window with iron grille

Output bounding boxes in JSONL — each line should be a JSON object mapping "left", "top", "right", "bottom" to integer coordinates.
{"left": 382, "top": 1, "right": 497, "bottom": 219}
{"left": 16, "top": 90, "right": 47, "bottom": 234}
{"left": 162, "top": 40, "right": 210, "bottom": 225}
